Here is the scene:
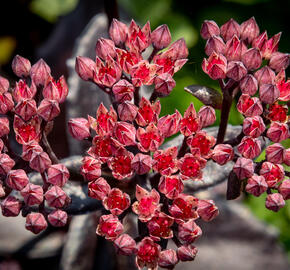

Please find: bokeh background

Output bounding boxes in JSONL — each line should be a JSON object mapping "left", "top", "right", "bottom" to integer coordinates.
{"left": 0, "top": 0, "right": 289, "bottom": 265}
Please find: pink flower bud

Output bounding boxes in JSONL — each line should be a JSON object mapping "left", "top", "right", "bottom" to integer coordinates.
{"left": 22, "top": 142, "right": 43, "bottom": 161}
{"left": 114, "top": 121, "right": 136, "bottom": 146}
{"left": 265, "top": 193, "right": 285, "bottom": 212}
{"left": 45, "top": 185, "right": 70, "bottom": 208}
{"left": 211, "top": 144, "right": 234, "bottom": 165}
{"left": 0, "top": 76, "right": 9, "bottom": 93}
{"left": 167, "top": 38, "right": 189, "bottom": 60}
{"left": 30, "top": 59, "right": 51, "bottom": 86}
{"left": 117, "top": 101, "right": 138, "bottom": 122}
{"left": 284, "top": 149, "right": 290, "bottom": 166}
{"left": 240, "top": 17, "right": 260, "bottom": 44}
{"left": 68, "top": 118, "right": 90, "bottom": 140}
{"left": 202, "top": 52, "right": 227, "bottom": 80}
{"left": 21, "top": 183, "right": 43, "bottom": 206}
{"left": 269, "top": 52, "right": 290, "bottom": 72}
{"left": 261, "top": 32, "right": 281, "bottom": 59}
{"left": 226, "top": 61, "right": 247, "bottom": 81}
{"left": 240, "top": 74, "right": 258, "bottom": 95}
{"left": 198, "top": 106, "right": 216, "bottom": 128}
{"left": 237, "top": 94, "right": 263, "bottom": 117}
{"left": 151, "top": 24, "right": 171, "bottom": 50}
{"left": 178, "top": 219, "right": 202, "bottom": 244}
{"left": 95, "top": 103, "right": 117, "bottom": 136}
{"left": 154, "top": 73, "right": 176, "bottom": 96}
{"left": 29, "top": 151, "right": 51, "bottom": 173}
{"left": 12, "top": 55, "right": 31, "bottom": 77}
{"left": 0, "top": 92, "right": 14, "bottom": 114}
{"left": 13, "top": 80, "right": 36, "bottom": 102}
{"left": 97, "top": 214, "right": 123, "bottom": 240}
{"left": 15, "top": 99, "right": 37, "bottom": 121}
{"left": 197, "top": 199, "right": 219, "bottom": 221}
{"left": 48, "top": 209, "right": 68, "bottom": 227}
{"left": 177, "top": 245, "right": 198, "bottom": 261}
{"left": 95, "top": 38, "right": 116, "bottom": 60}
{"left": 157, "top": 110, "right": 181, "bottom": 138}
{"left": 109, "top": 19, "right": 128, "bottom": 46}
{"left": 225, "top": 36, "right": 247, "bottom": 61}
{"left": 37, "top": 99, "right": 60, "bottom": 122}
{"left": 47, "top": 164, "right": 70, "bottom": 187}
{"left": 112, "top": 79, "right": 134, "bottom": 103}
{"left": 103, "top": 188, "right": 130, "bottom": 216}
{"left": 25, "top": 213, "right": 47, "bottom": 234}
{"left": 200, "top": 20, "right": 220, "bottom": 39}
{"left": 80, "top": 156, "right": 101, "bottom": 181}
{"left": 6, "top": 169, "right": 29, "bottom": 191}
{"left": 260, "top": 162, "right": 284, "bottom": 188}
{"left": 0, "top": 153, "right": 15, "bottom": 175}
{"left": 254, "top": 66, "right": 275, "bottom": 85}
{"left": 114, "top": 234, "right": 137, "bottom": 256}
{"left": 220, "top": 19, "right": 240, "bottom": 41}
{"left": 245, "top": 174, "right": 268, "bottom": 197}
{"left": 1, "top": 196, "right": 21, "bottom": 217}
{"left": 131, "top": 153, "right": 152, "bottom": 175}
{"left": 42, "top": 80, "right": 58, "bottom": 101}
{"left": 241, "top": 48, "right": 262, "bottom": 70}
{"left": 88, "top": 177, "right": 110, "bottom": 200}
{"left": 158, "top": 175, "right": 184, "bottom": 200}
{"left": 266, "top": 143, "right": 285, "bottom": 164}
{"left": 252, "top": 31, "right": 267, "bottom": 50}
{"left": 243, "top": 116, "right": 265, "bottom": 138}
{"left": 237, "top": 136, "right": 261, "bottom": 159}
{"left": 205, "top": 35, "right": 226, "bottom": 56}
{"left": 267, "top": 122, "right": 289, "bottom": 143}
{"left": 278, "top": 180, "right": 290, "bottom": 200}
{"left": 158, "top": 249, "right": 178, "bottom": 269}
{"left": 0, "top": 117, "right": 10, "bottom": 137}
{"left": 75, "top": 56, "right": 95, "bottom": 81}
{"left": 259, "top": 84, "right": 279, "bottom": 104}
{"left": 233, "top": 157, "right": 254, "bottom": 179}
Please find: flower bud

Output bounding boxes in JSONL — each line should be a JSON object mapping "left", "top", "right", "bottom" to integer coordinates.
{"left": 202, "top": 52, "right": 227, "bottom": 80}
{"left": 131, "top": 153, "right": 152, "bottom": 175}
{"left": 157, "top": 110, "right": 181, "bottom": 138}
{"left": 200, "top": 20, "right": 220, "bottom": 39}
{"left": 48, "top": 209, "right": 68, "bottom": 227}
{"left": 29, "top": 151, "right": 52, "bottom": 173}
{"left": 47, "top": 164, "right": 70, "bottom": 187}
{"left": 177, "top": 245, "right": 197, "bottom": 261}
{"left": 158, "top": 249, "right": 178, "bottom": 269}
{"left": 278, "top": 180, "right": 290, "bottom": 200}
{"left": 45, "top": 185, "right": 70, "bottom": 208}
{"left": 109, "top": 19, "right": 128, "bottom": 46}
{"left": 0, "top": 76, "right": 9, "bottom": 93}
{"left": 284, "top": 149, "right": 290, "bottom": 166}
{"left": 243, "top": 116, "right": 265, "bottom": 138}
{"left": 13, "top": 80, "right": 36, "bottom": 102}
{"left": 269, "top": 52, "right": 290, "bottom": 72}
{"left": 6, "top": 169, "right": 29, "bottom": 191}
{"left": 21, "top": 183, "right": 43, "bottom": 206}
{"left": 75, "top": 56, "right": 95, "bottom": 81}
{"left": 226, "top": 61, "right": 247, "bottom": 81}
{"left": 68, "top": 118, "right": 90, "bottom": 140}
{"left": 237, "top": 136, "right": 261, "bottom": 159}
{"left": 88, "top": 177, "right": 110, "bottom": 200}
{"left": 103, "top": 188, "right": 130, "bottom": 216}
{"left": 240, "top": 17, "right": 260, "bottom": 44}
{"left": 178, "top": 219, "right": 202, "bottom": 244}
{"left": 117, "top": 101, "right": 138, "bottom": 122}
{"left": 198, "top": 106, "right": 216, "bottom": 128}
{"left": 267, "top": 122, "right": 289, "bottom": 143}
{"left": 254, "top": 66, "right": 275, "bottom": 85}
{"left": 237, "top": 94, "right": 263, "bottom": 117}
{"left": 97, "top": 214, "right": 123, "bottom": 240}
{"left": 154, "top": 73, "right": 176, "bottom": 96}
{"left": 112, "top": 79, "right": 134, "bottom": 103}
{"left": 95, "top": 38, "right": 116, "bottom": 60}
{"left": 158, "top": 175, "right": 184, "bottom": 200}
{"left": 211, "top": 144, "right": 234, "bottom": 165}
{"left": 0, "top": 117, "right": 10, "bottom": 137}
{"left": 1, "top": 196, "right": 21, "bottom": 217}
{"left": 220, "top": 19, "right": 240, "bottom": 41}
{"left": 265, "top": 193, "right": 285, "bottom": 212}
{"left": 114, "top": 122, "right": 136, "bottom": 146}
{"left": 151, "top": 24, "right": 171, "bottom": 50}
{"left": 15, "top": 99, "right": 37, "bottom": 121}
{"left": 205, "top": 35, "right": 226, "bottom": 56}
{"left": 245, "top": 174, "right": 267, "bottom": 197}
{"left": 233, "top": 157, "right": 254, "bottom": 179}
{"left": 268, "top": 104, "right": 287, "bottom": 122}
{"left": 167, "top": 38, "right": 189, "bottom": 60}
{"left": 0, "top": 153, "right": 15, "bottom": 175}
{"left": 240, "top": 74, "right": 258, "bottom": 95}
{"left": 241, "top": 48, "right": 262, "bottom": 70}
{"left": 80, "top": 156, "right": 101, "bottom": 181}
{"left": 114, "top": 234, "right": 137, "bottom": 256}
{"left": 0, "top": 92, "right": 14, "bottom": 114}
{"left": 260, "top": 162, "right": 284, "bottom": 188}
{"left": 197, "top": 199, "right": 219, "bottom": 221}
{"left": 225, "top": 36, "right": 247, "bottom": 61}
{"left": 266, "top": 143, "right": 285, "bottom": 164}
{"left": 252, "top": 31, "right": 267, "bottom": 50}
{"left": 25, "top": 213, "right": 47, "bottom": 234}
{"left": 37, "top": 99, "right": 60, "bottom": 122}
{"left": 30, "top": 59, "right": 51, "bottom": 86}
{"left": 259, "top": 84, "right": 279, "bottom": 104}
{"left": 12, "top": 55, "right": 31, "bottom": 77}
{"left": 22, "top": 142, "right": 43, "bottom": 161}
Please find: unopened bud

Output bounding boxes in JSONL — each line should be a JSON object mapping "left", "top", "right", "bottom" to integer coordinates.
{"left": 200, "top": 20, "right": 220, "bottom": 40}
{"left": 30, "top": 59, "right": 51, "bottom": 86}
{"left": 12, "top": 55, "right": 31, "bottom": 77}
{"left": 154, "top": 73, "right": 176, "bottom": 96}
{"left": 226, "top": 61, "right": 247, "bottom": 81}
{"left": 269, "top": 52, "right": 290, "bottom": 72}
{"left": 117, "top": 101, "right": 138, "bottom": 122}
{"left": 75, "top": 56, "right": 95, "bottom": 81}
{"left": 265, "top": 193, "right": 285, "bottom": 212}
{"left": 245, "top": 174, "right": 267, "bottom": 197}
{"left": 48, "top": 209, "right": 68, "bottom": 227}
{"left": 205, "top": 35, "right": 226, "bottom": 56}
{"left": 68, "top": 118, "right": 90, "bottom": 140}
{"left": 240, "top": 17, "right": 260, "bottom": 44}
{"left": 131, "top": 153, "right": 152, "bottom": 175}
{"left": 37, "top": 99, "right": 60, "bottom": 122}
{"left": 220, "top": 19, "right": 240, "bottom": 41}
{"left": 1, "top": 196, "right": 22, "bottom": 217}
{"left": 109, "top": 19, "right": 128, "bottom": 46}
{"left": 151, "top": 24, "right": 171, "bottom": 50}
{"left": 241, "top": 48, "right": 262, "bottom": 70}
{"left": 95, "top": 38, "right": 116, "bottom": 60}
{"left": 25, "top": 213, "right": 47, "bottom": 234}
{"left": 240, "top": 74, "right": 258, "bottom": 95}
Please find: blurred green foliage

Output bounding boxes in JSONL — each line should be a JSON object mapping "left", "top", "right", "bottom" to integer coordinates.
{"left": 119, "top": 0, "right": 290, "bottom": 256}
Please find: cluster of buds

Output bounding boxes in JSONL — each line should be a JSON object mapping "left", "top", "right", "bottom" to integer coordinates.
{"left": 0, "top": 56, "right": 70, "bottom": 233}
{"left": 70, "top": 19, "right": 221, "bottom": 269}
{"left": 201, "top": 18, "right": 289, "bottom": 212}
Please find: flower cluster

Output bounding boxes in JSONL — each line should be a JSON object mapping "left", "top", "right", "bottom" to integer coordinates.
{"left": 0, "top": 56, "right": 70, "bottom": 233}
{"left": 70, "top": 19, "right": 220, "bottom": 269}
{"left": 201, "top": 17, "right": 289, "bottom": 211}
